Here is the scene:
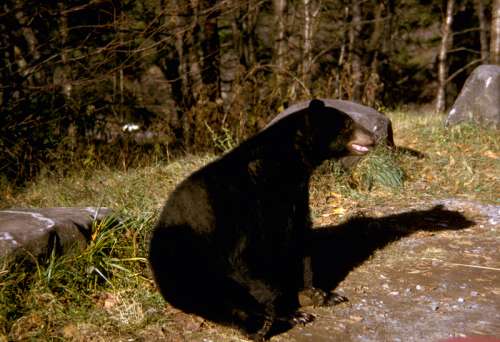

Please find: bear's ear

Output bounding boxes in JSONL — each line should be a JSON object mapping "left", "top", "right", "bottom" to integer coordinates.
{"left": 307, "top": 99, "right": 328, "bottom": 129}
{"left": 308, "top": 99, "right": 325, "bottom": 112}
{"left": 309, "top": 102, "right": 352, "bottom": 134}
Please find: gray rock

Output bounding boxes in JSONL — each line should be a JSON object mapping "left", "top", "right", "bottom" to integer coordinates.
{"left": 446, "top": 64, "right": 500, "bottom": 129}
{"left": 0, "top": 207, "right": 113, "bottom": 260}
{"left": 266, "top": 99, "right": 394, "bottom": 168}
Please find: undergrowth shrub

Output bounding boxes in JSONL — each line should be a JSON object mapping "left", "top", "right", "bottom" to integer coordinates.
{"left": 205, "top": 122, "right": 238, "bottom": 153}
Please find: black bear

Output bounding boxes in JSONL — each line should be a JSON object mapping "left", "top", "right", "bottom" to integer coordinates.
{"left": 149, "top": 99, "right": 375, "bottom": 340}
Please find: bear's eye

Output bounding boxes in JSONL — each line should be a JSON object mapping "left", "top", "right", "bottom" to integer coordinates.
{"left": 328, "top": 137, "right": 347, "bottom": 152}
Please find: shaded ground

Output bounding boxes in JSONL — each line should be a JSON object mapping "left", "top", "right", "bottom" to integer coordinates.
{"left": 155, "top": 199, "right": 499, "bottom": 342}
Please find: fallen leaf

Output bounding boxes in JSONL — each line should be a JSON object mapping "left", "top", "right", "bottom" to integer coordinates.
{"left": 348, "top": 315, "right": 363, "bottom": 323}
{"left": 332, "top": 207, "right": 346, "bottom": 216}
{"left": 483, "top": 150, "right": 498, "bottom": 159}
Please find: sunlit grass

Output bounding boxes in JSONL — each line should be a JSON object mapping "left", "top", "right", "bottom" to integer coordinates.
{"left": 310, "top": 111, "right": 498, "bottom": 224}
{"left": 388, "top": 111, "right": 499, "bottom": 204}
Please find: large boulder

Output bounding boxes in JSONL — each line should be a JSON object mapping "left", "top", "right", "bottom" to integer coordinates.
{"left": 266, "top": 99, "right": 394, "bottom": 168}
{"left": 0, "top": 207, "right": 113, "bottom": 261}
{"left": 446, "top": 64, "right": 500, "bottom": 129}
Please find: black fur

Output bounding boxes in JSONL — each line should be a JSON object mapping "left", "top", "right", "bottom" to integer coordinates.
{"left": 149, "top": 99, "right": 374, "bottom": 340}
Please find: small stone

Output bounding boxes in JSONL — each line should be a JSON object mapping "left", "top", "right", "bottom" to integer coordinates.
{"left": 349, "top": 315, "right": 363, "bottom": 322}
{"left": 103, "top": 294, "right": 119, "bottom": 309}
{"left": 416, "top": 285, "right": 423, "bottom": 291}
{"left": 458, "top": 297, "right": 465, "bottom": 303}
{"left": 61, "top": 324, "right": 79, "bottom": 339}
{"left": 470, "top": 291, "right": 478, "bottom": 297}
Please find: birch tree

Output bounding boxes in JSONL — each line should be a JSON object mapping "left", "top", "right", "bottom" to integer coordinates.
{"left": 200, "top": 0, "right": 221, "bottom": 102}
{"left": 491, "top": 0, "right": 500, "bottom": 64}
{"left": 474, "top": 0, "right": 489, "bottom": 62}
{"left": 171, "top": 0, "right": 196, "bottom": 109}
{"left": 273, "top": 0, "right": 288, "bottom": 95}
{"left": 302, "top": 0, "right": 319, "bottom": 90}
{"left": 436, "top": 0, "right": 454, "bottom": 114}
{"left": 363, "top": 1, "right": 385, "bottom": 106}
{"left": 348, "top": 1, "right": 362, "bottom": 101}
{"left": 236, "top": 0, "right": 259, "bottom": 68}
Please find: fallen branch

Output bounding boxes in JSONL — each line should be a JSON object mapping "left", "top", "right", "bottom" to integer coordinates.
{"left": 421, "top": 257, "right": 500, "bottom": 271}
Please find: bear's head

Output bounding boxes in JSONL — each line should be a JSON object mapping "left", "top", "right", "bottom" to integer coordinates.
{"left": 306, "top": 99, "right": 375, "bottom": 164}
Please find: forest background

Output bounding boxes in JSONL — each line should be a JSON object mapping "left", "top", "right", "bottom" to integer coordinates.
{"left": 1, "top": 0, "right": 499, "bottom": 185}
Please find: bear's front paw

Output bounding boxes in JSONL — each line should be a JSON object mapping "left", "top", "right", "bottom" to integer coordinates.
{"left": 289, "top": 311, "right": 315, "bottom": 325}
{"left": 299, "top": 288, "right": 348, "bottom": 307}
{"left": 325, "top": 292, "right": 348, "bottom": 306}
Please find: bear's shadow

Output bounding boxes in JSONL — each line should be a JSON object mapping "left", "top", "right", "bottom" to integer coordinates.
{"left": 310, "top": 204, "right": 475, "bottom": 294}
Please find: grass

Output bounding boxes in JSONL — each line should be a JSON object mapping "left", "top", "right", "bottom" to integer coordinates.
{"left": 0, "top": 111, "right": 498, "bottom": 341}
{"left": 389, "top": 111, "right": 499, "bottom": 203}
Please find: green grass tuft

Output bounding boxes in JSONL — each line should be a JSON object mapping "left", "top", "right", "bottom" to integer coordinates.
{"left": 353, "top": 145, "right": 406, "bottom": 191}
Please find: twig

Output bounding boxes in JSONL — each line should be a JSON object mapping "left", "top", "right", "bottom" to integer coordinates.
{"left": 422, "top": 257, "right": 500, "bottom": 271}
{"left": 445, "top": 58, "right": 484, "bottom": 84}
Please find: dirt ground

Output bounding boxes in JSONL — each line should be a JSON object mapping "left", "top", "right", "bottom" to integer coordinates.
{"left": 161, "top": 198, "right": 499, "bottom": 342}
{"left": 276, "top": 199, "right": 500, "bottom": 342}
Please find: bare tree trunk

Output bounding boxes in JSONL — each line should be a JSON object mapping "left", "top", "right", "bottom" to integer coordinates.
{"left": 491, "top": 0, "right": 500, "bottom": 64}
{"left": 237, "top": 0, "right": 259, "bottom": 68}
{"left": 348, "top": 1, "right": 362, "bottom": 101}
{"left": 335, "top": 5, "right": 350, "bottom": 99}
{"left": 157, "top": 0, "right": 197, "bottom": 148}
{"left": 58, "top": 3, "right": 71, "bottom": 99}
{"left": 231, "top": 3, "right": 242, "bottom": 60}
{"left": 273, "top": 0, "right": 287, "bottom": 96}
{"left": 436, "top": 0, "right": 454, "bottom": 114}
{"left": 475, "top": 0, "right": 489, "bottom": 62}
{"left": 15, "top": 9, "right": 41, "bottom": 82}
{"left": 118, "top": 12, "right": 124, "bottom": 112}
{"left": 200, "top": 0, "right": 221, "bottom": 102}
{"left": 368, "top": 1, "right": 384, "bottom": 52}
{"left": 161, "top": 45, "right": 184, "bottom": 112}
{"left": 363, "top": 1, "right": 384, "bottom": 106}
{"left": 302, "top": 0, "right": 313, "bottom": 90}
{"left": 173, "top": 0, "right": 196, "bottom": 109}
{"left": 382, "top": 0, "right": 396, "bottom": 56}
